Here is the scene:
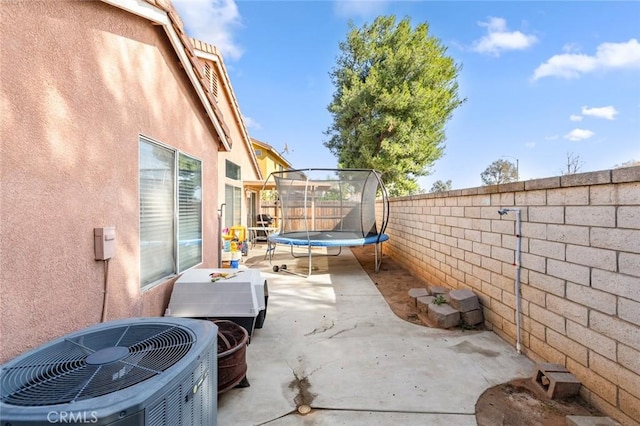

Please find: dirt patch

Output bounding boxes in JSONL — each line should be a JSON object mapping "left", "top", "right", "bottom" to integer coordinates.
{"left": 475, "top": 378, "right": 602, "bottom": 426}
{"left": 349, "top": 245, "right": 425, "bottom": 326}
{"left": 349, "top": 245, "right": 605, "bottom": 425}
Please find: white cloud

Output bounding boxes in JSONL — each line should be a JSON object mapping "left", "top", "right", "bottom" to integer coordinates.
{"left": 243, "top": 115, "right": 262, "bottom": 130}
{"left": 525, "top": 141, "right": 536, "bottom": 148}
{"left": 533, "top": 54, "right": 596, "bottom": 80}
{"left": 570, "top": 114, "right": 583, "bottom": 122}
{"left": 562, "top": 42, "right": 581, "bottom": 54}
{"left": 333, "top": 0, "right": 389, "bottom": 18}
{"left": 544, "top": 135, "right": 559, "bottom": 141}
{"left": 471, "top": 17, "right": 538, "bottom": 56}
{"left": 564, "top": 128, "right": 595, "bottom": 141}
{"left": 581, "top": 105, "right": 618, "bottom": 120}
{"left": 533, "top": 38, "right": 640, "bottom": 80}
{"left": 172, "top": 0, "right": 244, "bottom": 61}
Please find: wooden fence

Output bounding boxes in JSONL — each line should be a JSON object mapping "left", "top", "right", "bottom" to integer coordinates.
{"left": 258, "top": 201, "right": 362, "bottom": 232}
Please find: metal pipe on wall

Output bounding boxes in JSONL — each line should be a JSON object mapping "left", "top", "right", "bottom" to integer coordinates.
{"left": 498, "top": 208, "right": 522, "bottom": 354}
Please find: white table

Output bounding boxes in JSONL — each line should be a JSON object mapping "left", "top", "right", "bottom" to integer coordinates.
{"left": 247, "top": 227, "right": 278, "bottom": 247}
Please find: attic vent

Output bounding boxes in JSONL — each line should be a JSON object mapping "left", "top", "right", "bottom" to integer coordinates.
{"left": 203, "top": 63, "right": 219, "bottom": 98}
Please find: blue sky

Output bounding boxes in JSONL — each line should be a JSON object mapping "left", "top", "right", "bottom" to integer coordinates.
{"left": 173, "top": 0, "right": 640, "bottom": 190}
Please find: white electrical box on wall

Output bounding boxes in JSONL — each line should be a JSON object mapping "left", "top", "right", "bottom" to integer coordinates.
{"left": 94, "top": 226, "right": 116, "bottom": 260}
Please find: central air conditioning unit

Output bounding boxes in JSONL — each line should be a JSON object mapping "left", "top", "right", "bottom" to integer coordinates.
{"left": 0, "top": 317, "right": 217, "bottom": 426}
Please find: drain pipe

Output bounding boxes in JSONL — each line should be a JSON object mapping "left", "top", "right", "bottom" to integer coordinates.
{"left": 218, "top": 203, "right": 226, "bottom": 268}
{"left": 498, "top": 208, "right": 522, "bottom": 354}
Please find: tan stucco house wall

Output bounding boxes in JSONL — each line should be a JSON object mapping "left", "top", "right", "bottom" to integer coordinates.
{"left": 0, "top": 0, "right": 237, "bottom": 362}
{"left": 191, "top": 39, "right": 262, "bottom": 231}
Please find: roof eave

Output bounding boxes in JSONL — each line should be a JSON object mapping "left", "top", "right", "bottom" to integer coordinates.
{"left": 100, "top": 0, "right": 232, "bottom": 151}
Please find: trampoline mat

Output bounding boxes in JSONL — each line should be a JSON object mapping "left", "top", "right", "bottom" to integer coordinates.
{"left": 268, "top": 231, "right": 389, "bottom": 247}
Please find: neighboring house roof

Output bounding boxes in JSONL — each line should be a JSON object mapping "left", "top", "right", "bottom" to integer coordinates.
{"left": 191, "top": 39, "right": 262, "bottom": 180}
{"left": 101, "top": 0, "right": 233, "bottom": 151}
{"left": 244, "top": 138, "right": 292, "bottom": 191}
{"left": 251, "top": 137, "right": 293, "bottom": 169}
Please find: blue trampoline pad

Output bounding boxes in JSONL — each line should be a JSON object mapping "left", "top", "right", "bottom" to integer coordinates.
{"left": 268, "top": 231, "right": 389, "bottom": 247}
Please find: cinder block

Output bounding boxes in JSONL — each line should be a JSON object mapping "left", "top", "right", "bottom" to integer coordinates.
{"left": 408, "top": 288, "right": 430, "bottom": 307}
{"left": 427, "top": 303, "right": 460, "bottom": 329}
{"left": 612, "top": 164, "right": 640, "bottom": 183}
{"left": 416, "top": 296, "right": 435, "bottom": 314}
{"left": 544, "top": 372, "right": 581, "bottom": 399}
{"left": 461, "top": 309, "right": 484, "bottom": 326}
{"left": 566, "top": 415, "right": 622, "bottom": 426}
{"left": 429, "top": 285, "right": 448, "bottom": 296}
{"left": 447, "top": 288, "right": 480, "bottom": 312}
{"left": 532, "top": 363, "right": 581, "bottom": 399}
{"left": 561, "top": 170, "right": 610, "bottom": 187}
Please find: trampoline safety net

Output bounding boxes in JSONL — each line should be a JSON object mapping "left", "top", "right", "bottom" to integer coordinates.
{"left": 261, "top": 168, "right": 390, "bottom": 276}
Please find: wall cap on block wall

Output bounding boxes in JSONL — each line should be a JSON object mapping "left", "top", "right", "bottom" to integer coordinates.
{"left": 612, "top": 165, "right": 640, "bottom": 183}
{"left": 561, "top": 170, "right": 611, "bottom": 187}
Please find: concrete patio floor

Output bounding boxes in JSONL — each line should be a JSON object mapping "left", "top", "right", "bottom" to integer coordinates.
{"left": 216, "top": 246, "right": 534, "bottom": 425}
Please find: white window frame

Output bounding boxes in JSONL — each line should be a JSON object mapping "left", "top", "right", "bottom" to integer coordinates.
{"left": 139, "top": 136, "right": 203, "bottom": 289}
{"left": 224, "top": 160, "right": 242, "bottom": 229}
{"left": 224, "top": 184, "right": 242, "bottom": 229}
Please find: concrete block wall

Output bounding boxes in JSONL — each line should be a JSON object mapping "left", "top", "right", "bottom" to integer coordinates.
{"left": 380, "top": 166, "right": 640, "bottom": 425}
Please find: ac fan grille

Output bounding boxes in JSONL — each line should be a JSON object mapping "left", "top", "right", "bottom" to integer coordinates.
{"left": 0, "top": 324, "right": 194, "bottom": 406}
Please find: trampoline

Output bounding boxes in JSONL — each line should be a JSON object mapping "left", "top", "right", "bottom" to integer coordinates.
{"left": 259, "top": 168, "right": 390, "bottom": 277}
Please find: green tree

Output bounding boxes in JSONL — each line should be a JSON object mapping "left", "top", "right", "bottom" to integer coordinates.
{"left": 430, "top": 179, "right": 452, "bottom": 193}
{"left": 481, "top": 159, "right": 518, "bottom": 185}
{"left": 324, "top": 15, "right": 465, "bottom": 197}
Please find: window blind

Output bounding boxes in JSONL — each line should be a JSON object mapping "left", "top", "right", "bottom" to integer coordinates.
{"left": 224, "top": 185, "right": 242, "bottom": 229}
{"left": 178, "top": 154, "right": 202, "bottom": 272}
{"left": 139, "top": 140, "right": 175, "bottom": 286}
